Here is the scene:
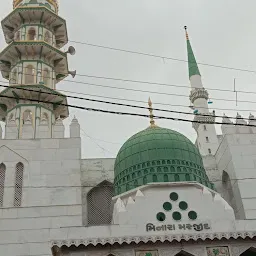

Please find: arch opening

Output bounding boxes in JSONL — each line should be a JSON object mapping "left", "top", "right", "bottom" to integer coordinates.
{"left": 24, "top": 65, "right": 35, "bottom": 84}
{"left": 240, "top": 247, "right": 256, "bottom": 256}
{"left": 87, "top": 180, "right": 114, "bottom": 226}
{"left": 174, "top": 250, "right": 195, "bottom": 256}
{"left": 27, "top": 27, "right": 36, "bottom": 40}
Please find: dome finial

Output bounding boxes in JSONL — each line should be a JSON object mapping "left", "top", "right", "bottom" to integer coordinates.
{"left": 148, "top": 97, "right": 157, "bottom": 127}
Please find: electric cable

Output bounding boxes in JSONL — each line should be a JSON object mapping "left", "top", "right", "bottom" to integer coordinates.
{"left": 0, "top": 82, "right": 253, "bottom": 121}
{"left": 0, "top": 90, "right": 256, "bottom": 127}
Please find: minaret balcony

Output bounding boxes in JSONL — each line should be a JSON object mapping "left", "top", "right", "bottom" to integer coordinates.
{"left": 13, "top": 0, "right": 59, "bottom": 14}
{"left": 0, "top": 84, "right": 69, "bottom": 121}
{"left": 1, "top": 6, "right": 67, "bottom": 48}
{"left": 0, "top": 41, "right": 69, "bottom": 84}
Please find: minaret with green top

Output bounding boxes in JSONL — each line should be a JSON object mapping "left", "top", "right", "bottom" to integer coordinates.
{"left": 0, "top": 0, "right": 76, "bottom": 139}
{"left": 184, "top": 26, "right": 219, "bottom": 156}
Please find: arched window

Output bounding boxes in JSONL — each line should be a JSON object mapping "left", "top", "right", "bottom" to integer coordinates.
{"left": 87, "top": 180, "right": 114, "bottom": 226}
{"left": 164, "top": 174, "right": 168, "bottom": 182}
{"left": 240, "top": 247, "right": 256, "bottom": 256}
{"left": 0, "top": 163, "right": 6, "bottom": 207}
{"left": 11, "top": 68, "right": 18, "bottom": 84}
{"left": 14, "top": 162, "right": 24, "bottom": 207}
{"left": 24, "top": 65, "right": 35, "bottom": 84}
{"left": 44, "top": 31, "right": 51, "bottom": 44}
{"left": 174, "top": 250, "right": 195, "bottom": 256}
{"left": 23, "top": 110, "right": 32, "bottom": 124}
{"left": 27, "top": 27, "right": 36, "bottom": 40}
{"left": 153, "top": 174, "right": 157, "bottom": 182}
{"left": 174, "top": 174, "right": 180, "bottom": 182}
{"left": 143, "top": 176, "right": 147, "bottom": 185}
{"left": 222, "top": 171, "right": 238, "bottom": 216}
{"left": 185, "top": 174, "right": 190, "bottom": 181}
{"left": 43, "top": 68, "right": 50, "bottom": 86}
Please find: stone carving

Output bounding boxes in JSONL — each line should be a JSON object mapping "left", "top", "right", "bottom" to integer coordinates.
{"left": 207, "top": 247, "right": 230, "bottom": 256}
{"left": 190, "top": 88, "right": 209, "bottom": 103}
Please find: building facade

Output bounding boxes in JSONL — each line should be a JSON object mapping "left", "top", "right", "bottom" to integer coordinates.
{"left": 0, "top": 1, "right": 255, "bottom": 256}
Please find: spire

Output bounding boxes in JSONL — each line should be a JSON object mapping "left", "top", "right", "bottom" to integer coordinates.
{"left": 184, "top": 26, "right": 201, "bottom": 79}
{"left": 148, "top": 98, "right": 157, "bottom": 128}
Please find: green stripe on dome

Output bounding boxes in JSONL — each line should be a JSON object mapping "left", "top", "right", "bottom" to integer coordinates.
{"left": 185, "top": 27, "right": 201, "bottom": 78}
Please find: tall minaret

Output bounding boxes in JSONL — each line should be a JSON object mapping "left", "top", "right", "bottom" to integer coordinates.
{"left": 0, "top": 0, "right": 76, "bottom": 139}
{"left": 184, "top": 26, "right": 219, "bottom": 156}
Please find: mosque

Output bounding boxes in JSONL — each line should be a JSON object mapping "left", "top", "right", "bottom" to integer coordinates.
{"left": 0, "top": 1, "right": 256, "bottom": 256}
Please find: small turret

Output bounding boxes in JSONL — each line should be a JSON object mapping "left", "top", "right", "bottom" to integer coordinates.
{"left": 70, "top": 116, "right": 80, "bottom": 138}
{"left": 249, "top": 113, "right": 256, "bottom": 133}
{"left": 221, "top": 114, "right": 235, "bottom": 135}
{"left": 53, "top": 117, "right": 64, "bottom": 138}
{"left": 236, "top": 113, "right": 250, "bottom": 134}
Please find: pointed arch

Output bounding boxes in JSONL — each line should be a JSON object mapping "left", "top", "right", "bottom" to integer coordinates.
{"left": 87, "top": 180, "right": 114, "bottom": 226}
{"left": 240, "top": 247, "right": 256, "bottom": 256}
{"left": 24, "top": 65, "right": 35, "bottom": 84}
{"left": 174, "top": 250, "right": 195, "bottom": 256}
{"left": 14, "top": 162, "right": 24, "bottom": 207}
{"left": 27, "top": 27, "right": 36, "bottom": 40}
{"left": 0, "top": 163, "right": 6, "bottom": 207}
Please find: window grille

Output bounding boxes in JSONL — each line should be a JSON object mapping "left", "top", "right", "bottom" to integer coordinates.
{"left": 87, "top": 181, "right": 114, "bottom": 226}
{"left": 0, "top": 163, "right": 6, "bottom": 207}
{"left": 14, "top": 162, "right": 24, "bottom": 207}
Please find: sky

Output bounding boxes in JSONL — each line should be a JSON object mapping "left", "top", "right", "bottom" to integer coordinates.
{"left": 1, "top": 0, "right": 256, "bottom": 158}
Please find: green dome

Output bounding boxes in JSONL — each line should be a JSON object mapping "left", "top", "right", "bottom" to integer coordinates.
{"left": 114, "top": 126, "right": 214, "bottom": 195}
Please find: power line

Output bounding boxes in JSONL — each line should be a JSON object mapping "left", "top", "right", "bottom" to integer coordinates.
{"left": 0, "top": 61, "right": 256, "bottom": 101}
{"left": 0, "top": 83, "right": 253, "bottom": 121}
{"left": 1, "top": 78, "right": 254, "bottom": 113}
{"left": 0, "top": 89, "right": 256, "bottom": 127}
{"left": 4, "top": 63, "right": 256, "bottom": 97}
{"left": 69, "top": 40, "right": 256, "bottom": 75}
{"left": 2, "top": 67, "right": 256, "bottom": 105}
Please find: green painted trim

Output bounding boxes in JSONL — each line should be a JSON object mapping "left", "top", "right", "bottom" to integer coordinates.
{"left": 12, "top": 60, "right": 54, "bottom": 69}
{"left": 2, "top": 7, "right": 66, "bottom": 25}
{"left": 0, "top": 41, "right": 66, "bottom": 58}
{"left": 6, "top": 103, "right": 54, "bottom": 115}
{"left": 40, "top": 11, "right": 44, "bottom": 24}
{"left": 20, "top": 23, "right": 55, "bottom": 34}
{"left": 187, "top": 39, "right": 201, "bottom": 78}
{"left": 0, "top": 84, "right": 66, "bottom": 98}
{"left": 12, "top": 91, "right": 20, "bottom": 104}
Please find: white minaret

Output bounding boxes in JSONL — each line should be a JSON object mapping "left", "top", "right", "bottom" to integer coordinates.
{"left": 185, "top": 26, "right": 219, "bottom": 156}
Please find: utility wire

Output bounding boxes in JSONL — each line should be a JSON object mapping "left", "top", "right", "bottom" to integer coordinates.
{"left": 4, "top": 63, "right": 256, "bottom": 96}
{"left": 0, "top": 82, "right": 253, "bottom": 121}
{"left": 2, "top": 67, "right": 256, "bottom": 105}
{"left": 69, "top": 40, "right": 256, "bottom": 75}
{"left": 1, "top": 78, "right": 255, "bottom": 113}
{"left": 0, "top": 91, "right": 256, "bottom": 127}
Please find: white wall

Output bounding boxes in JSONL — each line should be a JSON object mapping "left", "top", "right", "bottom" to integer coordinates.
{"left": 216, "top": 133, "right": 256, "bottom": 220}
{"left": 0, "top": 137, "right": 82, "bottom": 256}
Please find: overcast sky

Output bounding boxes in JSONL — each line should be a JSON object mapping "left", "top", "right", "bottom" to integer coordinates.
{"left": 1, "top": 0, "right": 256, "bottom": 158}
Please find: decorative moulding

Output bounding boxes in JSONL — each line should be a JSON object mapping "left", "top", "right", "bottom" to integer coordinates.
{"left": 51, "top": 231, "right": 256, "bottom": 248}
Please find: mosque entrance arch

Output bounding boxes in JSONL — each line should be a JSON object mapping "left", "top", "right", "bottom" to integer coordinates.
{"left": 174, "top": 250, "right": 195, "bottom": 256}
{"left": 240, "top": 247, "right": 256, "bottom": 256}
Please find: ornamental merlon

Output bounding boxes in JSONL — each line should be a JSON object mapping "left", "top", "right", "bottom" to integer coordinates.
{"left": 189, "top": 87, "right": 209, "bottom": 103}
{"left": 192, "top": 114, "right": 216, "bottom": 130}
